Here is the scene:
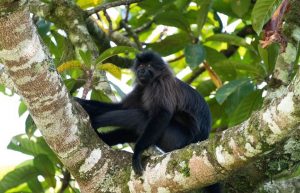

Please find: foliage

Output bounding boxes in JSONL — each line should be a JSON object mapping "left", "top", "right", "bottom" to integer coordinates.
{"left": 2, "top": 0, "right": 293, "bottom": 192}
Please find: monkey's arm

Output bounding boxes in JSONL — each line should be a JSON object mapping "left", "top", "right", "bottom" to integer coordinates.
{"left": 133, "top": 109, "right": 172, "bottom": 175}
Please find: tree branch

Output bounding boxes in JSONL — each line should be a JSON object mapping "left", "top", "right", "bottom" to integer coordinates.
{"left": 87, "top": 0, "right": 143, "bottom": 16}
{"left": 0, "top": 4, "right": 131, "bottom": 192}
{"left": 120, "top": 20, "right": 143, "bottom": 50}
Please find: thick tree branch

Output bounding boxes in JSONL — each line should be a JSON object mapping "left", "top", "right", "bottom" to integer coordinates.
{"left": 224, "top": 133, "right": 300, "bottom": 192}
{"left": 0, "top": 4, "right": 131, "bottom": 192}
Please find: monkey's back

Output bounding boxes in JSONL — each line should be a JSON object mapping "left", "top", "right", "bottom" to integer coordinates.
{"left": 175, "top": 78, "right": 212, "bottom": 140}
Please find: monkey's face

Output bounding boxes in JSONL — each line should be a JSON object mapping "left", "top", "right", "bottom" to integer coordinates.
{"left": 135, "top": 63, "right": 157, "bottom": 85}
{"left": 134, "top": 51, "right": 166, "bottom": 85}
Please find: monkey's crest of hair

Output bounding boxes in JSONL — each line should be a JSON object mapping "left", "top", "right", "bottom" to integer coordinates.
{"left": 136, "top": 51, "right": 163, "bottom": 63}
{"left": 136, "top": 51, "right": 174, "bottom": 79}
{"left": 135, "top": 51, "right": 168, "bottom": 68}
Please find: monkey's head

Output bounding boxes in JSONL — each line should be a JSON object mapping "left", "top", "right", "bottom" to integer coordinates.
{"left": 134, "top": 51, "right": 170, "bottom": 85}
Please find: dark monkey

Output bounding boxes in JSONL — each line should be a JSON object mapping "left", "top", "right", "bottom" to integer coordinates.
{"left": 76, "top": 51, "right": 221, "bottom": 193}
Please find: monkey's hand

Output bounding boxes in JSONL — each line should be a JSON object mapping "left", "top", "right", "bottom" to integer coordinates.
{"left": 132, "top": 152, "right": 143, "bottom": 175}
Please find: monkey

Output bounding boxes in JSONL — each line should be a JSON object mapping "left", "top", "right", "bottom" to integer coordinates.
{"left": 76, "top": 51, "right": 221, "bottom": 192}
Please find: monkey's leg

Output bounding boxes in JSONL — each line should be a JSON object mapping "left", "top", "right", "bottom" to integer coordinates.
{"left": 133, "top": 109, "right": 172, "bottom": 175}
{"left": 97, "top": 128, "right": 138, "bottom": 146}
{"left": 75, "top": 97, "right": 123, "bottom": 117}
{"left": 92, "top": 109, "right": 148, "bottom": 131}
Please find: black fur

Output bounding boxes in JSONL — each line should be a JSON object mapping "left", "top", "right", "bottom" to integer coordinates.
{"left": 76, "top": 51, "right": 221, "bottom": 193}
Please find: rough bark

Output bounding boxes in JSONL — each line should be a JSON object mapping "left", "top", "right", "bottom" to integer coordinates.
{"left": 257, "top": 176, "right": 300, "bottom": 193}
{"left": 0, "top": 3, "right": 131, "bottom": 193}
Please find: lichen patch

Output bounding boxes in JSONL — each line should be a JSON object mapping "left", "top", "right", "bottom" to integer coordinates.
{"left": 215, "top": 145, "right": 235, "bottom": 169}
{"left": 79, "top": 148, "right": 102, "bottom": 174}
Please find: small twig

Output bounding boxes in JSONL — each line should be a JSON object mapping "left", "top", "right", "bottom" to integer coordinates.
{"left": 167, "top": 55, "right": 185, "bottom": 63}
{"left": 58, "top": 170, "right": 71, "bottom": 193}
{"left": 185, "top": 66, "right": 206, "bottom": 84}
{"left": 87, "top": 0, "right": 143, "bottom": 16}
{"left": 203, "top": 61, "right": 222, "bottom": 88}
{"left": 133, "top": 20, "right": 153, "bottom": 34}
{"left": 123, "top": 20, "right": 153, "bottom": 36}
{"left": 159, "top": 27, "right": 168, "bottom": 40}
{"left": 103, "top": 10, "right": 113, "bottom": 36}
{"left": 95, "top": 12, "right": 101, "bottom": 20}
{"left": 82, "top": 69, "right": 94, "bottom": 99}
{"left": 121, "top": 20, "right": 143, "bottom": 50}
{"left": 124, "top": 4, "right": 130, "bottom": 22}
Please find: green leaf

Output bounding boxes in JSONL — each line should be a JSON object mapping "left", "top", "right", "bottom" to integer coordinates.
{"left": 206, "top": 34, "right": 255, "bottom": 51}
{"left": 64, "top": 78, "right": 77, "bottom": 93}
{"left": 91, "top": 89, "right": 112, "bottom": 102}
{"left": 230, "top": 0, "right": 251, "bottom": 17}
{"left": 258, "top": 43, "right": 280, "bottom": 74}
{"left": 109, "top": 81, "right": 126, "bottom": 99}
{"left": 76, "top": 0, "right": 103, "bottom": 9}
{"left": 36, "top": 19, "right": 51, "bottom": 37}
{"left": 212, "top": 0, "right": 237, "bottom": 17}
{"left": 223, "top": 80, "right": 255, "bottom": 115}
{"left": 18, "top": 101, "right": 27, "bottom": 117}
{"left": 98, "top": 63, "right": 122, "bottom": 79}
{"left": 196, "top": 0, "right": 213, "bottom": 35}
{"left": 64, "top": 79, "right": 85, "bottom": 94}
{"left": 229, "top": 90, "right": 263, "bottom": 126}
{"left": 208, "top": 98, "right": 229, "bottom": 128}
{"left": 7, "top": 135, "right": 58, "bottom": 163}
{"left": 196, "top": 80, "right": 216, "bottom": 96}
{"left": 95, "top": 46, "right": 139, "bottom": 65}
{"left": 184, "top": 44, "right": 206, "bottom": 69}
{"left": 0, "top": 161, "right": 40, "bottom": 193}
{"left": 51, "top": 30, "right": 69, "bottom": 65}
{"left": 148, "top": 33, "right": 190, "bottom": 56}
{"left": 155, "top": 10, "right": 191, "bottom": 32}
{"left": 0, "top": 84, "right": 5, "bottom": 94}
{"left": 204, "top": 46, "right": 227, "bottom": 64}
{"left": 57, "top": 60, "right": 83, "bottom": 73}
{"left": 216, "top": 78, "right": 251, "bottom": 104}
{"left": 25, "top": 115, "right": 37, "bottom": 138}
{"left": 138, "top": 0, "right": 174, "bottom": 15}
{"left": 251, "top": 0, "right": 281, "bottom": 34}
{"left": 174, "top": 0, "right": 191, "bottom": 10}
{"left": 210, "top": 60, "right": 237, "bottom": 81}
{"left": 211, "top": 59, "right": 266, "bottom": 81}
{"left": 79, "top": 50, "right": 92, "bottom": 68}
{"left": 34, "top": 155, "right": 56, "bottom": 187}
{"left": 27, "top": 178, "right": 44, "bottom": 193}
